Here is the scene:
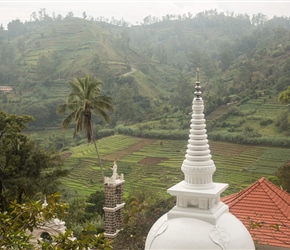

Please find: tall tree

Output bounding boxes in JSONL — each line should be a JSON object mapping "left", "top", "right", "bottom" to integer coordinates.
{"left": 57, "top": 75, "right": 114, "bottom": 181}
{"left": 7, "top": 19, "right": 27, "bottom": 38}
{"left": 115, "top": 85, "right": 135, "bottom": 124}
{"left": 279, "top": 86, "right": 290, "bottom": 104}
{"left": 0, "top": 111, "right": 67, "bottom": 211}
{"left": 0, "top": 112, "right": 32, "bottom": 210}
{"left": 170, "top": 73, "right": 193, "bottom": 111}
{"left": 219, "top": 48, "right": 234, "bottom": 71}
{"left": 276, "top": 162, "right": 290, "bottom": 193}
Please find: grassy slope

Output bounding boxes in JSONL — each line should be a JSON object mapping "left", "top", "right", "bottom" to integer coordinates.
{"left": 10, "top": 17, "right": 171, "bottom": 102}
{"left": 19, "top": 18, "right": 130, "bottom": 75}
{"left": 207, "top": 93, "right": 289, "bottom": 138}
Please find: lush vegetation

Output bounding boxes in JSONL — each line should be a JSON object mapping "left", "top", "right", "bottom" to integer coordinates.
{"left": 0, "top": 112, "right": 111, "bottom": 248}
{"left": 0, "top": 111, "right": 68, "bottom": 211}
{"left": 0, "top": 193, "right": 112, "bottom": 249}
{"left": 1, "top": 8, "right": 290, "bottom": 249}
{"left": 1, "top": 9, "right": 290, "bottom": 142}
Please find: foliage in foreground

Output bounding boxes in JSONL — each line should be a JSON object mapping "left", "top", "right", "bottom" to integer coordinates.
{"left": 63, "top": 191, "right": 105, "bottom": 239}
{"left": 0, "top": 194, "right": 112, "bottom": 249}
{"left": 0, "top": 111, "right": 68, "bottom": 212}
{"left": 112, "top": 188, "right": 175, "bottom": 250}
{"left": 276, "top": 162, "right": 290, "bottom": 192}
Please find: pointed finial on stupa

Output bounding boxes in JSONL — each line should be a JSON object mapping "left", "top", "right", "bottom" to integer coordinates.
{"left": 181, "top": 68, "right": 216, "bottom": 188}
{"left": 194, "top": 68, "right": 202, "bottom": 100}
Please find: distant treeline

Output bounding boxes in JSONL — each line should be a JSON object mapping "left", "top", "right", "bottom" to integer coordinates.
{"left": 209, "top": 132, "right": 290, "bottom": 147}
{"left": 96, "top": 125, "right": 290, "bottom": 147}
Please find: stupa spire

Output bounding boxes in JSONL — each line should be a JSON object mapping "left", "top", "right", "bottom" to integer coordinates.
{"left": 145, "top": 68, "right": 255, "bottom": 250}
{"left": 181, "top": 68, "right": 216, "bottom": 188}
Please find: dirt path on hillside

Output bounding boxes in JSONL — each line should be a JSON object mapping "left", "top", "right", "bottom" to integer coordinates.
{"left": 103, "top": 138, "right": 156, "bottom": 161}
{"left": 122, "top": 67, "right": 137, "bottom": 77}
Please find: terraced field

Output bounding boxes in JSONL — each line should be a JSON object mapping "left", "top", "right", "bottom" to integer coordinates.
{"left": 241, "top": 98, "right": 286, "bottom": 118}
{"left": 206, "top": 95, "right": 288, "bottom": 138}
{"left": 61, "top": 134, "right": 290, "bottom": 198}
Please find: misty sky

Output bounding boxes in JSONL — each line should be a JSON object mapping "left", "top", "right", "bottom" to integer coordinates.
{"left": 1, "top": 1, "right": 290, "bottom": 28}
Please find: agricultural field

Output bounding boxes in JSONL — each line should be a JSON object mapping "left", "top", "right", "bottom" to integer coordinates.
{"left": 60, "top": 134, "right": 290, "bottom": 199}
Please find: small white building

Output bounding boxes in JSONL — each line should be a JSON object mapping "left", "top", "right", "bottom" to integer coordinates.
{"left": 29, "top": 197, "right": 68, "bottom": 246}
{"left": 0, "top": 86, "right": 13, "bottom": 93}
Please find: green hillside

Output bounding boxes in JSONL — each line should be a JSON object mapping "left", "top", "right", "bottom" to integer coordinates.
{"left": 16, "top": 18, "right": 147, "bottom": 78}
{"left": 9, "top": 17, "right": 171, "bottom": 98}
{"left": 206, "top": 93, "right": 290, "bottom": 144}
{"left": 1, "top": 11, "right": 290, "bottom": 143}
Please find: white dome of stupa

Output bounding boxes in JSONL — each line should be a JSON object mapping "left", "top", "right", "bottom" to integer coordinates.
{"left": 145, "top": 69, "right": 255, "bottom": 250}
{"left": 146, "top": 211, "right": 254, "bottom": 249}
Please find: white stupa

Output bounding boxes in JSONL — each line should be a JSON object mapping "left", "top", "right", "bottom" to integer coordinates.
{"left": 145, "top": 69, "right": 255, "bottom": 250}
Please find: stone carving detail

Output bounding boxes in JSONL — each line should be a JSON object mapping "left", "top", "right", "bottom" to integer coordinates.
{"left": 209, "top": 226, "right": 230, "bottom": 250}
{"left": 111, "top": 160, "right": 117, "bottom": 178}
{"left": 199, "top": 199, "right": 208, "bottom": 209}
{"left": 189, "top": 198, "right": 198, "bottom": 207}
{"left": 178, "top": 197, "right": 187, "bottom": 207}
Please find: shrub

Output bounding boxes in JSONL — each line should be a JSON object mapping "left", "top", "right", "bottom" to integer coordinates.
{"left": 259, "top": 118, "right": 273, "bottom": 126}
{"left": 228, "top": 106, "right": 244, "bottom": 116}
{"left": 209, "top": 131, "right": 290, "bottom": 147}
{"left": 115, "top": 125, "right": 188, "bottom": 140}
{"left": 275, "top": 111, "right": 289, "bottom": 132}
{"left": 96, "top": 129, "right": 115, "bottom": 139}
{"left": 271, "top": 50, "right": 284, "bottom": 57}
{"left": 240, "top": 96, "right": 250, "bottom": 105}
{"left": 276, "top": 162, "right": 290, "bottom": 192}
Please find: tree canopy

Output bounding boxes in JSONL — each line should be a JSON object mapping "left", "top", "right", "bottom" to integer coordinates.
{"left": 57, "top": 75, "right": 114, "bottom": 141}
{"left": 279, "top": 86, "right": 290, "bottom": 104}
{"left": 276, "top": 162, "right": 290, "bottom": 192}
{"left": 0, "top": 111, "right": 68, "bottom": 211}
{"left": 0, "top": 194, "right": 112, "bottom": 249}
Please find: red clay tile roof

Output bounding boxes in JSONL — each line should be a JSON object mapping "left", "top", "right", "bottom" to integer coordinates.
{"left": 222, "top": 177, "right": 290, "bottom": 248}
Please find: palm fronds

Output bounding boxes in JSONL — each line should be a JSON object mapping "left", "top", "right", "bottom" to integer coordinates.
{"left": 57, "top": 75, "right": 114, "bottom": 181}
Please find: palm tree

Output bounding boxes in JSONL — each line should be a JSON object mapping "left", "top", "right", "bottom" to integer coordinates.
{"left": 57, "top": 75, "right": 114, "bottom": 181}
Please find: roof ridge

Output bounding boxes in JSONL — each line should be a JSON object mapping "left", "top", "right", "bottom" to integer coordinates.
{"left": 223, "top": 177, "right": 290, "bottom": 210}
{"left": 261, "top": 178, "right": 290, "bottom": 217}
{"left": 222, "top": 177, "right": 290, "bottom": 249}
{"left": 222, "top": 178, "right": 261, "bottom": 207}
